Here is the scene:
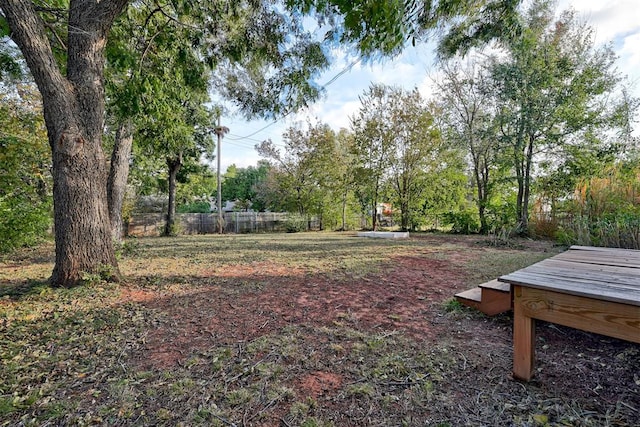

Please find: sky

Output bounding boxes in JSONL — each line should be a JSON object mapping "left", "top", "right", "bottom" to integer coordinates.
{"left": 216, "top": 0, "right": 640, "bottom": 172}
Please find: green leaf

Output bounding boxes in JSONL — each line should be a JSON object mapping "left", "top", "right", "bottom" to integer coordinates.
{"left": 0, "top": 17, "right": 9, "bottom": 37}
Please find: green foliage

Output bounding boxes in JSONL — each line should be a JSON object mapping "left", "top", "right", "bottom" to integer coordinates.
{"left": 0, "top": 84, "right": 52, "bottom": 252}
{"left": 350, "top": 84, "right": 470, "bottom": 231}
{"left": 387, "top": 87, "right": 442, "bottom": 231}
{"left": 442, "top": 211, "right": 480, "bottom": 234}
{"left": 284, "top": 214, "right": 308, "bottom": 233}
{"left": 455, "top": 0, "right": 629, "bottom": 233}
{"left": 0, "top": 16, "right": 9, "bottom": 37}
{"left": 221, "top": 161, "right": 271, "bottom": 211}
{"left": 197, "top": 2, "right": 331, "bottom": 120}
{"left": 437, "top": 0, "right": 522, "bottom": 59}
{"left": 176, "top": 163, "right": 216, "bottom": 204}
{"left": 177, "top": 201, "right": 211, "bottom": 214}
{"left": 350, "top": 84, "right": 400, "bottom": 229}
{"left": 435, "top": 61, "right": 503, "bottom": 234}
{"left": 442, "top": 298, "right": 465, "bottom": 313}
{"left": 257, "top": 122, "right": 341, "bottom": 219}
{"left": 485, "top": 192, "right": 518, "bottom": 232}
{"left": 0, "top": 42, "right": 22, "bottom": 81}
{"left": 288, "top": 0, "right": 521, "bottom": 59}
{"left": 557, "top": 163, "right": 640, "bottom": 248}
{"left": 419, "top": 150, "right": 470, "bottom": 229}
{"left": 0, "top": 196, "right": 51, "bottom": 253}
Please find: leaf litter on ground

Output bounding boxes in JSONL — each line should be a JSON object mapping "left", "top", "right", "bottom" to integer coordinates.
{"left": 0, "top": 232, "right": 638, "bottom": 426}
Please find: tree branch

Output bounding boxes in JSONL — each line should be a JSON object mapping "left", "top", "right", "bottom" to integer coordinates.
{"left": 0, "top": 0, "right": 73, "bottom": 128}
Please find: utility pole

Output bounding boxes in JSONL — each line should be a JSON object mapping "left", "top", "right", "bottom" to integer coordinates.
{"left": 214, "top": 116, "right": 229, "bottom": 234}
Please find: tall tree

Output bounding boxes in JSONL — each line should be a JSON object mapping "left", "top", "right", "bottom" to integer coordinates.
{"left": 387, "top": 87, "right": 441, "bottom": 231}
{"left": 350, "top": 84, "right": 396, "bottom": 230}
{"left": 257, "top": 122, "right": 338, "bottom": 225}
{"left": 489, "top": 0, "right": 624, "bottom": 234}
{"left": 0, "top": 0, "right": 523, "bottom": 286}
{"left": 0, "top": 0, "right": 129, "bottom": 285}
{"left": 352, "top": 85, "right": 445, "bottom": 231}
{"left": 436, "top": 61, "right": 498, "bottom": 233}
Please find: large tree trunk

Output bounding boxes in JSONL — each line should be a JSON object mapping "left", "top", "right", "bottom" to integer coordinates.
{"left": 1, "top": 0, "right": 129, "bottom": 286}
{"left": 107, "top": 120, "right": 133, "bottom": 243}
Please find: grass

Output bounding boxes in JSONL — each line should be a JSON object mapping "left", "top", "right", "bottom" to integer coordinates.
{"left": 1, "top": 232, "right": 638, "bottom": 426}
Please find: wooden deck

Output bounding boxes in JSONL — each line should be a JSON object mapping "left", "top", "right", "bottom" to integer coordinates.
{"left": 454, "top": 279, "right": 512, "bottom": 316}
{"left": 499, "top": 245, "right": 640, "bottom": 381}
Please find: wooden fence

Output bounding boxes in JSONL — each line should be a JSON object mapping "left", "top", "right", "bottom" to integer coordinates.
{"left": 127, "top": 212, "right": 320, "bottom": 236}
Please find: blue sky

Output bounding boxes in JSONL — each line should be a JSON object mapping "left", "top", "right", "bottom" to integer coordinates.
{"left": 216, "top": 0, "right": 640, "bottom": 172}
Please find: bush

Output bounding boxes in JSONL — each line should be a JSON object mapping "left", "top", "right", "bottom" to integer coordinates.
{"left": 558, "top": 166, "right": 640, "bottom": 249}
{"left": 177, "top": 201, "right": 211, "bottom": 213}
{"left": 442, "top": 211, "right": 479, "bottom": 234}
{"left": 284, "top": 214, "right": 307, "bottom": 233}
{"left": 0, "top": 196, "right": 51, "bottom": 253}
{"left": 558, "top": 213, "right": 640, "bottom": 249}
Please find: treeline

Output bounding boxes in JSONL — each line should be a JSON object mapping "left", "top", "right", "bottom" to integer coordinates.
{"left": 220, "top": 3, "right": 640, "bottom": 246}
{"left": 1, "top": 0, "right": 639, "bottom": 259}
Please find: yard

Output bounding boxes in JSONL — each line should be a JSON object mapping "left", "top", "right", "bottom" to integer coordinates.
{"left": 1, "top": 232, "right": 638, "bottom": 426}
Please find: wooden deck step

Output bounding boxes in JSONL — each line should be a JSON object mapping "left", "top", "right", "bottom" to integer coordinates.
{"left": 455, "top": 279, "right": 512, "bottom": 316}
{"left": 454, "top": 287, "right": 482, "bottom": 311}
{"left": 479, "top": 279, "right": 510, "bottom": 293}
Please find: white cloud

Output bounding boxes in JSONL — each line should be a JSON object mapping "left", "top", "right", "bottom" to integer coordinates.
{"left": 617, "top": 33, "right": 640, "bottom": 84}
{"left": 308, "top": 99, "right": 361, "bottom": 130}
{"left": 560, "top": 0, "right": 640, "bottom": 45}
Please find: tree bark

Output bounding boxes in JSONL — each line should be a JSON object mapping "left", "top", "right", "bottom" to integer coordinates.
{"left": 107, "top": 120, "right": 133, "bottom": 243}
{"left": 1, "top": 0, "right": 129, "bottom": 286}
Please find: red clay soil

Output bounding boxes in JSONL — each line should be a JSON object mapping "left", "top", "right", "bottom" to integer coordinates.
{"left": 132, "top": 254, "right": 470, "bottom": 370}
{"left": 123, "top": 239, "right": 639, "bottom": 425}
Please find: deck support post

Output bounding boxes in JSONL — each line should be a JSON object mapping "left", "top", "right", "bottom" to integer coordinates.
{"left": 513, "top": 285, "right": 535, "bottom": 381}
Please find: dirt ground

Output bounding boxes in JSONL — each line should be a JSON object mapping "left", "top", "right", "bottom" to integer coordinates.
{"left": 2, "top": 233, "right": 638, "bottom": 426}
{"left": 121, "top": 234, "right": 639, "bottom": 426}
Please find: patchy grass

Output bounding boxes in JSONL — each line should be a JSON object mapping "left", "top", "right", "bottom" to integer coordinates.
{"left": 1, "top": 232, "right": 638, "bottom": 426}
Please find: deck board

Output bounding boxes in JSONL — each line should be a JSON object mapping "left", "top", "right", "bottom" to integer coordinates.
{"left": 499, "top": 247, "right": 640, "bottom": 306}
{"left": 514, "top": 262, "right": 640, "bottom": 288}
{"left": 553, "top": 248, "right": 640, "bottom": 268}
{"left": 501, "top": 270, "right": 640, "bottom": 306}
{"left": 478, "top": 279, "right": 511, "bottom": 292}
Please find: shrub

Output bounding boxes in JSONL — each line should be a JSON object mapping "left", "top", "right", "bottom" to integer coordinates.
{"left": 177, "top": 201, "right": 211, "bottom": 213}
{"left": 0, "top": 195, "right": 51, "bottom": 253}
{"left": 442, "top": 211, "right": 479, "bottom": 234}
{"left": 557, "top": 165, "right": 640, "bottom": 249}
{"left": 284, "top": 214, "right": 307, "bottom": 233}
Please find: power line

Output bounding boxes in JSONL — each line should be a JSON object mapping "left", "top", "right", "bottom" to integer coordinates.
{"left": 226, "top": 133, "right": 265, "bottom": 143}
{"left": 223, "top": 139, "right": 258, "bottom": 149}
{"left": 227, "top": 132, "right": 288, "bottom": 149}
{"left": 226, "top": 58, "right": 362, "bottom": 141}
